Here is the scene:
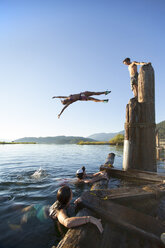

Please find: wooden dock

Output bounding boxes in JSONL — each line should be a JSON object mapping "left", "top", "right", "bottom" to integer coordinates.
{"left": 100, "top": 166, "right": 165, "bottom": 183}
{"left": 56, "top": 178, "right": 165, "bottom": 248}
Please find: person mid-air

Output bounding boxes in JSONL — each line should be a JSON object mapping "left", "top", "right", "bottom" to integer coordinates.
{"left": 52, "top": 90, "right": 111, "bottom": 118}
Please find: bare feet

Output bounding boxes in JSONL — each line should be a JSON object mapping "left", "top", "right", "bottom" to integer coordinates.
{"left": 105, "top": 90, "right": 111, "bottom": 95}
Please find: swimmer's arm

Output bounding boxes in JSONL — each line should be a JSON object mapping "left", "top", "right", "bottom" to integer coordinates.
{"left": 92, "top": 171, "right": 104, "bottom": 177}
{"left": 85, "top": 172, "right": 104, "bottom": 178}
{"left": 58, "top": 103, "right": 71, "bottom": 118}
{"left": 57, "top": 209, "right": 103, "bottom": 232}
{"left": 84, "top": 174, "right": 108, "bottom": 184}
{"left": 57, "top": 209, "right": 89, "bottom": 228}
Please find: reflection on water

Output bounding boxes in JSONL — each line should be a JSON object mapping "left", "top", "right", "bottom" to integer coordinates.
{"left": 0, "top": 144, "right": 164, "bottom": 248}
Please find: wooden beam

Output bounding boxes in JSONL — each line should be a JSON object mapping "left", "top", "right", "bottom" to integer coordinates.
{"left": 88, "top": 183, "right": 165, "bottom": 215}
{"left": 100, "top": 167, "right": 165, "bottom": 183}
{"left": 80, "top": 191, "right": 165, "bottom": 246}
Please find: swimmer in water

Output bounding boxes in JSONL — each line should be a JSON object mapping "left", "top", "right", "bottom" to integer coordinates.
{"left": 52, "top": 90, "right": 111, "bottom": 118}
{"left": 49, "top": 185, "right": 103, "bottom": 233}
{"left": 76, "top": 167, "right": 108, "bottom": 183}
{"left": 31, "top": 168, "right": 47, "bottom": 179}
{"left": 8, "top": 203, "right": 50, "bottom": 232}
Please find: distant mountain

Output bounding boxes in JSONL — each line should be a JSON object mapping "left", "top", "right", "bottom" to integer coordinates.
{"left": 88, "top": 120, "right": 165, "bottom": 141}
{"left": 14, "top": 136, "right": 96, "bottom": 144}
{"left": 12, "top": 120, "right": 165, "bottom": 144}
{"left": 87, "top": 130, "right": 124, "bottom": 141}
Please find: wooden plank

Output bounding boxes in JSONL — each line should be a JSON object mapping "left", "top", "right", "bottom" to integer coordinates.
{"left": 88, "top": 184, "right": 165, "bottom": 216}
{"left": 80, "top": 192, "right": 165, "bottom": 246}
{"left": 90, "top": 179, "right": 108, "bottom": 190}
{"left": 100, "top": 222, "right": 164, "bottom": 248}
{"left": 90, "top": 183, "right": 165, "bottom": 199}
{"left": 89, "top": 188, "right": 156, "bottom": 201}
{"left": 100, "top": 167, "right": 165, "bottom": 183}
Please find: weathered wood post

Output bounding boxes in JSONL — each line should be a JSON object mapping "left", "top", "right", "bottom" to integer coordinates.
{"left": 123, "top": 64, "right": 156, "bottom": 172}
{"left": 156, "top": 130, "right": 159, "bottom": 148}
{"left": 138, "top": 64, "right": 156, "bottom": 171}
{"left": 156, "top": 149, "right": 161, "bottom": 160}
{"left": 156, "top": 130, "right": 160, "bottom": 160}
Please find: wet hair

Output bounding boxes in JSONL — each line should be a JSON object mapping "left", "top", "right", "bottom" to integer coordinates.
{"left": 123, "top": 58, "right": 131, "bottom": 64}
{"left": 76, "top": 173, "right": 84, "bottom": 179}
{"left": 55, "top": 186, "right": 72, "bottom": 210}
{"left": 82, "top": 166, "right": 86, "bottom": 172}
{"left": 108, "top": 153, "right": 115, "bottom": 157}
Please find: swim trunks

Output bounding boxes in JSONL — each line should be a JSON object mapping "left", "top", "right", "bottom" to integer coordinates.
{"left": 79, "top": 93, "right": 88, "bottom": 101}
{"left": 130, "top": 72, "right": 138, "bottom": 90}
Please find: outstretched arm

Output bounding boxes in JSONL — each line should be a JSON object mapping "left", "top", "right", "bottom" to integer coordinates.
{"left": 92, "top": 171, "right": 106, "bottom": 177}
{"left": 57, "top": 209, "right": 103, "bottom": 233}
{"left": 84, "top": 173, "right": 108, "bottom": 183}
{"left": 58, "top": 103, "right": 71, "bottom": 118}
{"left": 52, "top": 96, "right": 68, "bottom": 99}
{"left": 132, "top": 61, "right": 151, "bottom": 66}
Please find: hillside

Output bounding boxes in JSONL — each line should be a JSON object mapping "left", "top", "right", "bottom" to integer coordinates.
{"left": 87, "top": 130, "right": 124, "bottom": 141}
{"left": 14, "top": 136, "right": 96, "bottom": 144}
{"left": 87, "top": 121, "right": 165, "bottom": 141}
{"left": 156, "top": 120, "right": 165, "bottom": 139}
{"left": 13, "top": 121, "right": 165, "bottom": 144}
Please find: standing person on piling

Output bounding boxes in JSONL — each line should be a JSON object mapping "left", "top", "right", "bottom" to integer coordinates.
{"left": 123, "top": 58, "right": 151, "bottom": 98}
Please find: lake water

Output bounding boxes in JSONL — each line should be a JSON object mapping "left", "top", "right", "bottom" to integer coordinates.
{"left": 0, "top": 144, "right": 164, "bottom": 248}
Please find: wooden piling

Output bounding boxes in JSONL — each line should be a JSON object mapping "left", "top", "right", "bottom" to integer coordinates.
{"left": 156, "top": 130, "right": 160, "bottom": 147}
{"left": 123, "top": 64, "right": 156, "bottom": 171}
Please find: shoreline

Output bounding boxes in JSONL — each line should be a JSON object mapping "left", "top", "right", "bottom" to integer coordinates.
{"left": 77, "top": 141, "right": 123, "bottom": 146}
{"left": 0, "top": 142, "right": 36, "bottom": 145}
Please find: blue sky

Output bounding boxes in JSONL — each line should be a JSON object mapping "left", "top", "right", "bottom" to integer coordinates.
{"left": 0, "top": 0, "right": 165, "bottom": 140}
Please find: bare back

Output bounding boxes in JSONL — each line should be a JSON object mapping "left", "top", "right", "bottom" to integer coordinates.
{"left": 68, "top": 93, "right": 80, "bottom": 101}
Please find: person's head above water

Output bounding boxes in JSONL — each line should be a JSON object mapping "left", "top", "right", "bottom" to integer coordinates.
{"left": 123, "top": 57, "right": 131, "bottom": 65}
{"left": 76, "top": 168, "right": 84, "bottom": 180}
{"left": 108, "top": 153, "right": 115, "bottom": 158}
{"left": 56, "top": 186, "right": 72, "bottom": 209}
